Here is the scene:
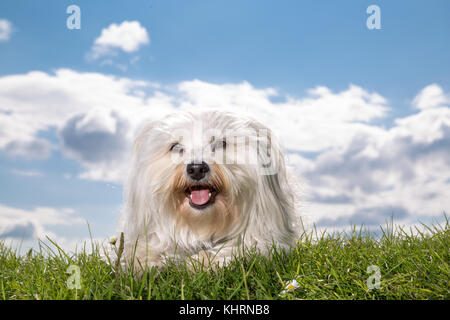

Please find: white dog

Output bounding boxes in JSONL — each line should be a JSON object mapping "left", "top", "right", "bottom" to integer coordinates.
{"left": 117, "top": 110, "right": 302, "bottom": 270}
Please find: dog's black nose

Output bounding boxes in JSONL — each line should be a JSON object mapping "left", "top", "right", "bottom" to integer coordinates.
{"left": 186, "top": 162, "right": 209, "bottom": 181}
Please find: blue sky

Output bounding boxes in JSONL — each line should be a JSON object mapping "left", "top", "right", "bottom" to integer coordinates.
{"left": 2, "top": 1, "right": 449, "bottom": 95}
{"left": 0, "top": 0, "right": 449, "bottom": 250}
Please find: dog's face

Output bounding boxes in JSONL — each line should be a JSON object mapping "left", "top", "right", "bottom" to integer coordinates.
{"left": 130, "top": 110, "right": 283, "bottom": 241}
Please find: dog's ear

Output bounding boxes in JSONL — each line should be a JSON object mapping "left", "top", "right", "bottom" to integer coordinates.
{"left": 246, "top": 118, "right": 298, "bottom": 244}
{"left": 133, "top": 120, "right": 159, "bottom": 154}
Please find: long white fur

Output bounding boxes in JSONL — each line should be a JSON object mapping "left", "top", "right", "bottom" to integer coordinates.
{"left": 117, "top": 110, "right": 303, "bottom": 270}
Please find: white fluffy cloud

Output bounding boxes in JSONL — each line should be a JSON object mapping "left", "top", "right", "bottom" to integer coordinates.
{"left": 0, "top": 204, "right": 83, "bottom": 240}
{"left": 0, "top": 203, "right": 95, "bottom": 254}
{"left": 0, "top": 19, "right": 13, "bottom": 41}
{"left": 413, "top": 84, "right": 449, "bottom": 110}
{"left": 304, "top": 106, "right": 450, "bottom": 227}
{"left": 176, "top": 80, "right": 389, "bottom": 152}
{"left": 89, "top": 21, "right": 149, "bottom": 60}
{"left": 0, "top": 69, "right": 164, "bottom": 179}
{"left": 0, "top": 69, "right": 449, "bottom": 231}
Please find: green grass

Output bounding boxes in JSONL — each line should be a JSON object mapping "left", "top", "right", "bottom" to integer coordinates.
{"left": 0, "top": 220, "right": 448, "bottom": 300}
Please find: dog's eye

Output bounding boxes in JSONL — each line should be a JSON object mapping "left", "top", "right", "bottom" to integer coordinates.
{"left": 212, "top": 140, "right": 226, "bottom": 152}
{"left": 170, "top": 143, "right": 183, "bottom": 154}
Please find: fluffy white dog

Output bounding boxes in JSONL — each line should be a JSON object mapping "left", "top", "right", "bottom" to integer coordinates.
{"left": 117, "top": 110, "right": 302, "bottom": 270}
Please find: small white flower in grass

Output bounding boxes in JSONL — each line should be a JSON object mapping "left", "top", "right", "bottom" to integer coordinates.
{"left": 286, "top": 279, "right": 299, "bottom": 291}
{"left": 280, "top": 279, "right": 300, "bottom": 296}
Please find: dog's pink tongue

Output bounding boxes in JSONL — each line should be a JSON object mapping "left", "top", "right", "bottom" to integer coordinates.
{"left": 190, "top": 189, "right": 210, "bottom": 205}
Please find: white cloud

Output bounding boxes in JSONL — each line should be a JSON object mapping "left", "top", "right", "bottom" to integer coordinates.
{"left": 413, "top": 83, "right": 449, "bottom": 110}
{"left": 89, "top": 21, "right": 149, "bottom": 60}
{"left": 1, "top": 138, "right": 53, "bottom": 160}
{"left": 304, "top": 104, "right": 450, "bottom": 227}
{"left": 0, "top": 204, "right": 84, "bottom": 240}
{"left": 176, "top": 80, "right": 389, "bottom": 152}
{"left": 0, "top": 69, "right": 167, "bottom": 180}
{"left": 0, "top": 203, "right": 101, "bottom": 255}
{"left": 0, "top": 203, "right": 110, "bottom": 255}
{"left": 0, "top": 19, "right": 13, "bottom": 42}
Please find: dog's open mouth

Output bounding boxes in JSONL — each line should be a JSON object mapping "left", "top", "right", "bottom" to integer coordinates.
{"left": 184, "top": 185, "right": 218, "bottom": 209}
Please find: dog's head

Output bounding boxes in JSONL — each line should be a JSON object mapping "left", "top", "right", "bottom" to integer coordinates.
{"left": 125, "top": 110, "right": 295, "bottom": 243}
